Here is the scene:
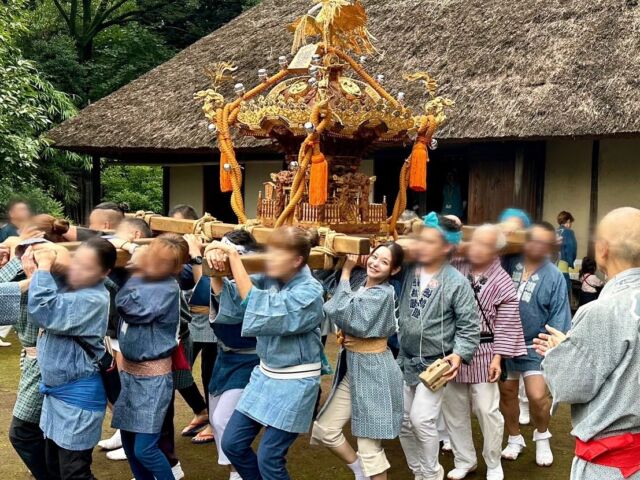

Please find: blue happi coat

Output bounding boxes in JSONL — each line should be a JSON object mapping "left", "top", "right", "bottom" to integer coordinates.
{"left": 210, "top": 286, "right": 259, "bottom": 397}
{"left": 322, "top": 280, "right": 403, "bottom": 439}
{"left": 217, "top": 266, "right": 324, "bottom": 433}
{"left": 113, "top": 276, "right": 180, "bottom": 433}
{"left": 28, "top": 271, "right": 109, "bottom": 451}
{"left": 507, "top": 259, "right": 572, "bottom": 372}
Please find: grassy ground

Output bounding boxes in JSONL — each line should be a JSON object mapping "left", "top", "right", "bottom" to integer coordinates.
{"left": 0, "top": 332, "right": 574, "bottom": 479}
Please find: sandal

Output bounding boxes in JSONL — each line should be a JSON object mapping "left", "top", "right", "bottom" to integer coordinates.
{"left": 181, "top": 415, "right": 209, "bottom": 437}
{"left": 191, "top": 426, "right": 215, "bottom": 445}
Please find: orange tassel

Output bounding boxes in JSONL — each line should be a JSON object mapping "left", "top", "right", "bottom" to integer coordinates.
{"left": 309, "top": 145, "right": 328, "bottom": 206}
{"left": 409, "top": 137, "right": 428, "bottom": 192}
{"left": 219, "top": 151, "right": 233, "bottom": 193}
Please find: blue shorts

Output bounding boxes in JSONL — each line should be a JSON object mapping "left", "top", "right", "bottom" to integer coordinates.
{"left": 505, "top": 348, "right": 543, "bottom": 373}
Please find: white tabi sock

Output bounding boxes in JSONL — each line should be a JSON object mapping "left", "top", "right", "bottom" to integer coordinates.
{"left": 347, "top": 459, "right": 370, "bottom": 480}
{"left": 229, "top": 472, "right": 242, "bottom": 480}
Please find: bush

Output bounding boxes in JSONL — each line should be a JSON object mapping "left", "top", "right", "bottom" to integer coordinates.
{"left": 101, "top": 165, "right": 163, "bottom": 213}
{"left": 0, "top": 184, "right": 64, "bottom": 217}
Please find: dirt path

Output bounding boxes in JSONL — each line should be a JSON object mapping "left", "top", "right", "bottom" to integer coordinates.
{"left": 0, "top": 333, "right": 574, "bottom": 479}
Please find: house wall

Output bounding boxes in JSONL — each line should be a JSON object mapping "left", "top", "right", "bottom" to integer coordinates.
{"left": 598, "top": 138, "right": 640, "bottom": 219}
{"left": 168, "top": 165, "right": 204, "bottom": 214}
{"left": 244, "top": 160, "right": 284, "bottom": 218}
{"left": 543, "top": 137, "right": 640, "bottom": 260}
{"left": 542, "top": 139, "right": 592, "bottom": 259}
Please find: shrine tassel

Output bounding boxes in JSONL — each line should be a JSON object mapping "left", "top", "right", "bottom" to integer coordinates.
{"left": 219, "top": 151, "right": 233, "bottom": 193}
{"left": 309, "top": 144, "right": 328, "bottom": 206}
{"left": 408, "top": 136, "right": 428, "bottom": 192}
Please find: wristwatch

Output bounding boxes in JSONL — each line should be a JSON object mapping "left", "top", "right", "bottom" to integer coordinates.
{"left": 189, "top": 255, "right": 203, "bottom": 266}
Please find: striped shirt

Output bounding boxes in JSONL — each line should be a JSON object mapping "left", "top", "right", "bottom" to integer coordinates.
{"left": 453, "top": 258, "right": 527, "bottom": 383}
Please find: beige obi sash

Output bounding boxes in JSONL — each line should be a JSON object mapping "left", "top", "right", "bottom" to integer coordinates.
{"left": 189, "top": 305, "right": 210, "bottom": 315}
{"left": 120, "top": 356, "right": 172, "bottom": 377}
{"left": 337, "top": 331, "right": 388, "bottom": 354}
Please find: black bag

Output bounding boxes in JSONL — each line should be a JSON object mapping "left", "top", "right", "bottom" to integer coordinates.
{"left": 73, "top": 337, "right": 121, "bottom": 404}
{"left": 468, "top": 276, "right": 509, "bottom": 382}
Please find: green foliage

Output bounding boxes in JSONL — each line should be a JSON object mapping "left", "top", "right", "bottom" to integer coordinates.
{"left": 0, "top": 0, "right": 86, "bottom": 211}
{"left": 8, "top": 0, "right": 261, "bottom": 218}
{"left": 102, "top": 165, "right": 163, "bottom": 212}
{"left": 0, "top": 185, "right": 65, "bottom": 217}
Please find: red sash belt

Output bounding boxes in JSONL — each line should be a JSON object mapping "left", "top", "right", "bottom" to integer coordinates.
{"left": 575, "top": 433, "right": 640, "bottom": 478}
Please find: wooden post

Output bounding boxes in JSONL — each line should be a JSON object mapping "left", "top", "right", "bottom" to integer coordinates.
{"left": 91, "top": 155, "right": 101, "bottom": 208}
{"left": 162, "top": 167, "right": 171, "bottom": 215}
{"left": 588, "top": 140, "right": 600, "bottom": 258}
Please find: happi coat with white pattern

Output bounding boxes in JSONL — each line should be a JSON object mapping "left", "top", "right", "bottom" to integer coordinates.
{"left": 321, "top": 280, "right": 403, "bottom": 439}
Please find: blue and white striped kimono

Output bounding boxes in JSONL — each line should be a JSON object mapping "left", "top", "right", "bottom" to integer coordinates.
{"left": 217, "top": 266, "right": 324, "bottom": 433}
{"left": 322, "top": 279, "right": 403, "bottom": 439}
{"left": 28, "top": 270, "right": 109, "bottom": 451}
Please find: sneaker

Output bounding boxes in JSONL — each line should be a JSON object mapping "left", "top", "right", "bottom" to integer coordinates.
{"left": 441, "top": 440, "right": 452, "bottom": 453}
{"left": 106, "top": 447, "right": 127, "bottom": 461}
{"left": 501, "top": 435, "right": 526, "bottom": 460}
{"left": 98, "top": 429, "right": 122, "bottom": 450}
{"left": 533, "top": 430, "right": 553, "bottom": 467}
{"left": 229, "top": 472, "right": 243, "bottom": 480}
{"left": 0, "top": 340, "right": 11, "bottom": 347}
{"left": 486, "top": 465, "right": 504, "bottom": 480}
{"left": 447, "top": 465, "right": 477, "bottom": 479}
{"left": 172, "top": 462, "right": 185, "bottom": 480}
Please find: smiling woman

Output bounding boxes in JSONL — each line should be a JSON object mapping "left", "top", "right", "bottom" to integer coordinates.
{"left": 312, "top": 243, "right": 404, "bottom": 480}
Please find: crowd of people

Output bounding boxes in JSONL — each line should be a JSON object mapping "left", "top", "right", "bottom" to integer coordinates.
{"left": 0, "top": 198, "right": 638, "bottom": 480}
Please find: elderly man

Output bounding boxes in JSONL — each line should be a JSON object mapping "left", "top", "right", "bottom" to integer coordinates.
{"left": 534, "top": 207, "right": 640, "bottom": 480}
{"left": 499, "top": 222, "right": 571, "bottom": 467}
{"left": 444, "top": 225, "right": 527, "bottom": 480}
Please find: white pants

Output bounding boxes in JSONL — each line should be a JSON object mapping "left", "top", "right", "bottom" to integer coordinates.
{"left": 311, "top": 377, "right": 390, "bottom": 477}
{"left": 209, "top": 389, "right": 244, "bottom": 465}
{"left": 399, "top": 382, "right": 444, "bottom": 477}
{"left": 442, "top": 382, "right": 504, "bottom": 470}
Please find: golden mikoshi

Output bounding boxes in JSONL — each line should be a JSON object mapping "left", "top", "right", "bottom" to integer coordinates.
{"left": 195, "top": 0, "right": 454, "bottom": 238}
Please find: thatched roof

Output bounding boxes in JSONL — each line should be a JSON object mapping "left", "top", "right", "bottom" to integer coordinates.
{"left": 48, "top": 0, "right": 640, "bottom": 157}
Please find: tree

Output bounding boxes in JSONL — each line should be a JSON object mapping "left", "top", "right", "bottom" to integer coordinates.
{"left": 49, "top": 0, "right": 173, "bottom": 61}
{"left": 101, "top": 165, "right": 164, "bottom": 212}
{"left": 0, "top": 0, "right": 86, "bottom": 213}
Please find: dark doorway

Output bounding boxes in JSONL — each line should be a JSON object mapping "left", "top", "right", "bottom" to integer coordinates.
{"left": 374, "top": 141, "right": 545, "bottom": 225}
{"left": 203, "top": 165, "right": 243, "bottom": 223}
{"left": 373, "top": 145, "right": 470, "bottom": 221}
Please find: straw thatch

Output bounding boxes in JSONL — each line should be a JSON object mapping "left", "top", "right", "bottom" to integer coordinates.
{"left": 48, "top": 0, "right": 640, "bottom": 156}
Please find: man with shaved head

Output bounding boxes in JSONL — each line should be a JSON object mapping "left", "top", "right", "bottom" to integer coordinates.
{"left": 535, "top": 207, "right": 640, "bottom": 480}
{"left": 445, "top": 225, "right": 527, "bottom": 480}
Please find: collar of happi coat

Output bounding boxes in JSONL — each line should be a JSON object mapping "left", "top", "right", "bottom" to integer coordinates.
{"left": 600, "top": 267, "right": 640, "bottom": 299}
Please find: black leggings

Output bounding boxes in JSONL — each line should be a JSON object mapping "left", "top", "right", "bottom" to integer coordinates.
{"left": 45, "top": 438, "right": 94, "bottom": 480}
{"left": 9, "top": 416, "right": 50, "bottom": 480}
{"left": 191, "top": 341, "right": 217, "bottom": 409}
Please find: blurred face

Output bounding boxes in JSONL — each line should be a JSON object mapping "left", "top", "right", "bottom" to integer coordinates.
{"left": 115, "top": 222, "right": 142, "bottom": 241}
{"left": 523, "top": 226, "right": 556, "bottom": 263}
{"left": 264, "top": 245, "right": 302, "bottom": 280}
{"left": 367, "top": 246, "right": 397, "bottom": 282}
{"left": 503, "top": 217, "right": 525, "bottom": 231}
{"left": 468, "top": 229, "right": 499, "bottom": 267}
{"left": 142, "top": 244, "right": 179, "bottom": 281}
{"left": 417, "top": 227, "right": 451, "bottom": 265}
{"left": 67, "top": 246, "right": 107, "bottom": 290}
{"left": 9, "top": 202, "right": 31, "bottom": 226}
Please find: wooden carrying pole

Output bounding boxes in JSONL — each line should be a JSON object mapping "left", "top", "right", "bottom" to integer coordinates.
{"left": 52, "top": 217, "right": 526, "bottom": 272}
